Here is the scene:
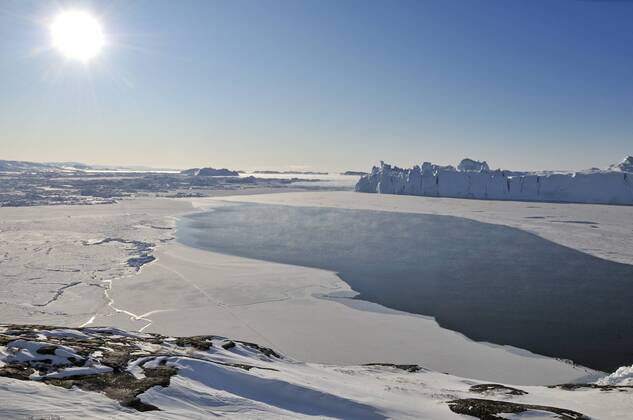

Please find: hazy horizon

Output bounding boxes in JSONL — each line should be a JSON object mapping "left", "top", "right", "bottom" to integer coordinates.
{"left": 2, "top": 0, "right": 632, "bottom": 172}
{"left": 3, "top": 154, "right": 632, "bottom": 174}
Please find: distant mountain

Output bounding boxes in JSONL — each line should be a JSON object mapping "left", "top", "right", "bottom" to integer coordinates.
{"left": 49, "top": 162, "right": 92, "bottom": 170}
{"left": 181, "top": 167, "right": 240, "bottom": 176}
{"left": 0, "top": 160, "right": 62, "bottom": 172}
{"left": 0, "top": 159, "right": 179, "bottom": 173}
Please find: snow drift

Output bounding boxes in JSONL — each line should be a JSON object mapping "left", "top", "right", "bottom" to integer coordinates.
{"left": 356, "top": 157, "right": 633, "bottom": 205}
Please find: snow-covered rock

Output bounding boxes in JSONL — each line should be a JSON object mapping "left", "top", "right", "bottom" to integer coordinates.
{"left": 356, "top": 157, "right": 633, "bottom": 205}
{"left": 1, "top": 324, "right": 630, "bottom": 419}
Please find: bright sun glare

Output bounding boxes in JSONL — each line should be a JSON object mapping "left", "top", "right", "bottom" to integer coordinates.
{"left": 50, "top": 10, "right": 104, "bottom": 62}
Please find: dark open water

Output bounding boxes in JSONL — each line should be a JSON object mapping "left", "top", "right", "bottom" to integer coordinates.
{"left": 178, "top": 203, "right": 633, "bottom": 372}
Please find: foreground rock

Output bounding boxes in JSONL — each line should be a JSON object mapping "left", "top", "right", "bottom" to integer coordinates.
{"left": 447, "top": 398, "right": 587, "bottom": 419}
{"left": 0, "top": 324, "right": 282, "bottom": 413}
{"left": 1, "top": 324, "right": 631, "bottom": 419}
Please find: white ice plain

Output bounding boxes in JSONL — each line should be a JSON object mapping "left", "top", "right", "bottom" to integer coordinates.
{"left": 2, "top": 190, "right": 633, "bottom": 418}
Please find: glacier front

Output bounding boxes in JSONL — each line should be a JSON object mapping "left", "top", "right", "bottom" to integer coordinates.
{"left": 355, "top": 157, "right": 633, "bottom": 205}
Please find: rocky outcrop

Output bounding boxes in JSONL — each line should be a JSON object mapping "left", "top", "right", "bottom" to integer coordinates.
{"left": 0, "top": 324, "right": 282, "bottom": 412}
{"left": 447, "top": 398, "right": 588, "bottom": 419}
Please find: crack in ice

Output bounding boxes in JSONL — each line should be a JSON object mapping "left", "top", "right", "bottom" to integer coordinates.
{"left": 32, "top": 281, "right": 82, "bottom": 307}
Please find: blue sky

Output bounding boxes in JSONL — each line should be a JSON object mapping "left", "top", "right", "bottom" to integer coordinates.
{"left": 1, "top": 0, "right": 632, "bottom": 171}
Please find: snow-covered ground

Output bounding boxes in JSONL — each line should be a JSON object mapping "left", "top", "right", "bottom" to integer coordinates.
{"left": 1, "top": 325, "right": 631, "bottom": 419}
{"left": 2, "top": 190, "right": 633, "bottom": 417}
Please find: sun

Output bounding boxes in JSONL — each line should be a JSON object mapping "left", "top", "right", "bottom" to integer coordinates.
{"left": 50, "top": 10, "right": 105, "bottom": 62}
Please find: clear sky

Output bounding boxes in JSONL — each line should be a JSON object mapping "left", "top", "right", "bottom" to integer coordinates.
{"left": 1, "top": 0, "right": 632, "bottom": 171}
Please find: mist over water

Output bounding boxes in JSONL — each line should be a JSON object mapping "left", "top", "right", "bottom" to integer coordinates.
{"left": 178, "top": 203, "right": 633, "bottom": 372}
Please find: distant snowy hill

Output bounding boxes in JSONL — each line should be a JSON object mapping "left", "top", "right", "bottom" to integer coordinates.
{"left": 180, "top": 167, "right": 240, "bottom": 176}
{"left": 1, "top": 324, "right": 630, "bottom": 419}
{"left": 356, "top": 157, "right": 633, "bottom": 205}
{"left": 0, "top": 159, "right": 178, "bottom": 173}
{"left": 0, "top": 159, "right": 63, "bottom": 172}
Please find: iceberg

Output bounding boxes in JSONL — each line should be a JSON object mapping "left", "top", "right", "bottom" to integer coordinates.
{"left": 597, "top": 364, "right": 633, "bottom": 386}
{"left": 609, "top": 155, "right": 633, "bottom": 173}
{"left": 356, "top": 157, "right": 633, "bottom": 205}
{"left": 457, "top": 158, "right": 490, "bottom": 173}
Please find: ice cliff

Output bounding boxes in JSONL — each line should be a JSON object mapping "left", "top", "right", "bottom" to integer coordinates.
{"left": 356, "top": 157, "right": 633, "bottom": 205}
